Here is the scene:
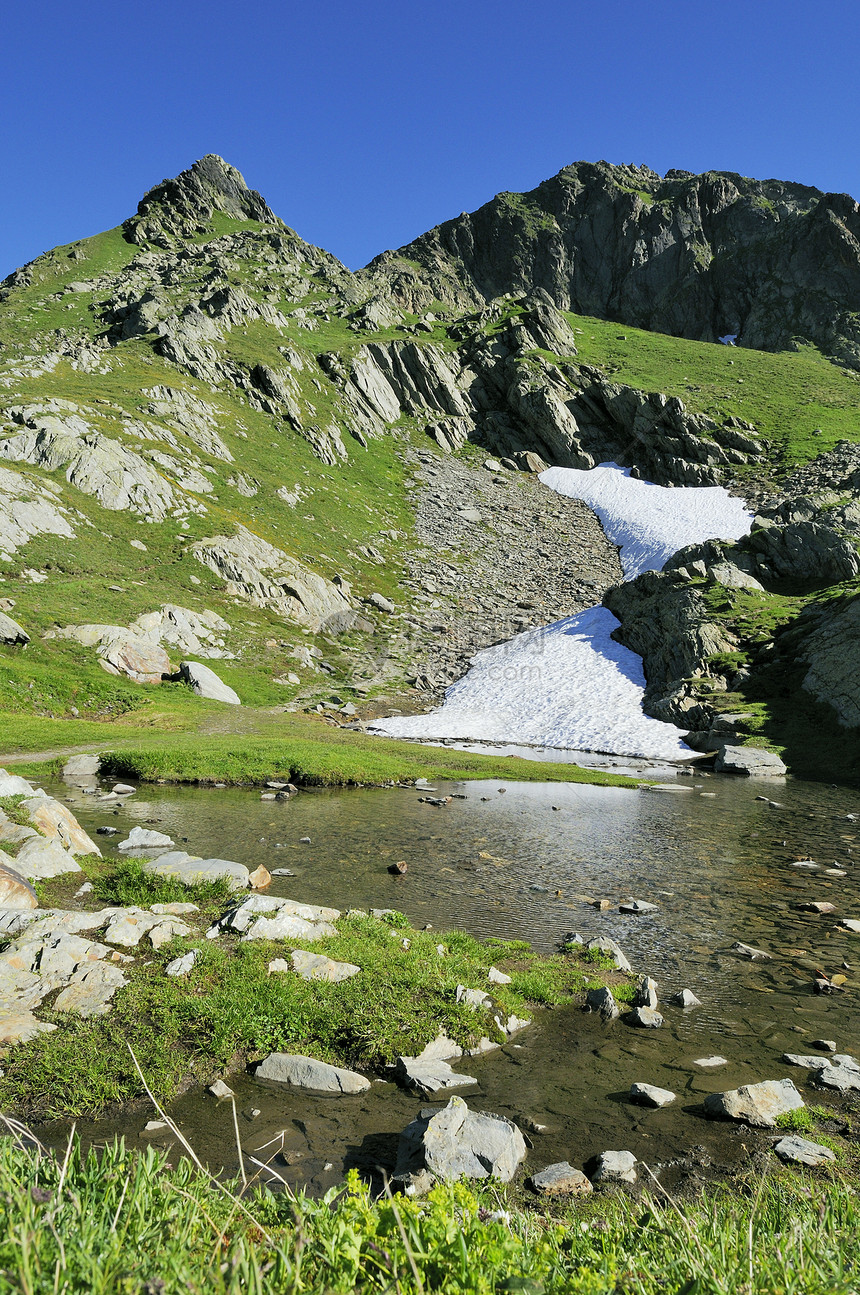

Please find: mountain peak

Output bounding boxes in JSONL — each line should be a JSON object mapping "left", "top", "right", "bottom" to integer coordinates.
{"left": 124, "top": 155, "right": 279, "bottom": 247}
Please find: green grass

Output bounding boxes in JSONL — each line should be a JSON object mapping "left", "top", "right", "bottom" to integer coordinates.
{"left": 564, "top": 311, "right": 860, "bottom": 466}
{"left": 0, "top": 1133, "right": 856, "bottom": 1294}
{"left": 0, "top": 910, "right": 607, "bottom": 1119}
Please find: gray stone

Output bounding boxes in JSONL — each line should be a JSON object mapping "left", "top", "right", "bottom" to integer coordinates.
{"left": 178, "top": 660, "right": 241, "bottom": 705}
{"left": 255, "top": 1052, "right": 370, "bottom": 1093}
{"left": 782, "top": 1053, "right": 833, "bottom": 1070}
{"left": 591, "top": 1150, "right": 637, "bottom": 1185}
{"left": 395, "top": 1055, "right": 478, "bottom": 1095}
{"left": 633, "top": 975, "right": 659, "bottom": 1009}
{"left": 528, "top": 1162, "right": 593, "bottom": 1196}
{"left": 118, "top": 827, "right": 175, "bottom": 852}
{"left": 366, "top": 592, "right": 395, "bottom": 613}
{"left": 773, "top": 1136, "right": 836, "bottom": 1167}
{"left": 165, "top": 950, "right": 198, "bottom": 977}
{"left": 209, "top": 1079, "right": 235, "bottom": 1099}
{"left": 456, "top": 984, "right": 491, "bottom": 1010}
{"left": 63, "top": 754, "right": 100, "bottom": 778}
{"left": 21, "top": 796, "right": 101, "bottom": 856}
{"left": 631, "top": 1082, "right": 676, "bottom": 1108}
{"left": 0, "top": 1012, "right": 57, "bottom": 1045}
{"left": 694, "top": 1055, "right": 728, "bottom": 1068}
{"left": 53, "top": 961, "right": 128, "bottom": 1016}
{"left": 619, "top": 898, "right": 658, "bottom": 914}
{"left": 629, "top": 1006, "right": 663, "bottom": 1028}
{"left": 289, "top": 949, "right": 359, "bottom": 982}
{"left": 14, "top": 837, "right": 82, "bottom": 880}
{"left": 394, "top": 1096, "right": 526, "bottom": 1189}
{"left": 0, "top": 611, "right": 29, "bottom": 645}
{"left": 732, "top": 941, "right": 772, "bottom": 960}
{"left": 585, "top": 986, "right": 619, "bottom": 1021}
{"left": 145, "top": 853, "right": 249, "bottom": 891}
{"left": 669, "top": 989, "right": 702, "bottom": 1009}
{"left": 487, "top": 965, "right": 512, "bottom": 985}
{"left": 814, "top": 1065, "right": 860, "bottom": 1093}
{"left": 715, "top": 745, "right": 787, "bottom": 777}
{"left": 704, "top": 1078, "right": 804, "bottom": 1127}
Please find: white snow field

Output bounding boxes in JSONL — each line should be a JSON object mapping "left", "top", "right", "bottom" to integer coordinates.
{"left": 540, "top": 463, "right": 752, "bottom": 578}
{"left": 374, "top": 463, "right": 752, "bottom": 759}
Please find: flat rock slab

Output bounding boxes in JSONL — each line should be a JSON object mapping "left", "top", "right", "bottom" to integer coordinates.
{"left": 732, "top": 941, "right": 772, "bottom": 960}
{"left": 814, "top": 1065, "right": 860, "bottom": 1093}
{"left": 165, "top": 950, "right": 198, "bottom": 977}
{"left": 783, "top": 1053, "right": 832, "bottom": 1070}
{"left": 631, "top": 1082, "right": 676, "bottom": 1108}
{"left": 256, "top": 1052, "right": 370, "bottom": 1093}
{"left": 63, "top": 754, "right": 100, "bottom": 778}
{"left": 0, "top": 1012, "right": 56, "bottom": 1044}
{"left": 14, "top": 837, "right": 82, "bottom": 881}
{"left": 0, "top": 863, "right": 38, "bottom": 909}
{"left": 591, "top": 1150, "right": 637, "bottom": 1185}
{"left": 715, "top": 745, "right": 787, "bottom": 777}
{"left": 395, "top": 1055, "right": 478, "bottom": 1095}
{"left": 289, "top": 949, "right": 360, "bottom": 982}
{"left": 619, "top": 898, "right": 658, "bottom": 914}
{"left": 704, "top": 1078, "right": 804, "bottom": 1127}
{"left": 145, "top": 853, "right": 249, "bottom": 891}
{"left": 119, "top": 827, "right": 175, "bottom": 852}
{"left": 774, "top": 1136, "right": 836, "bottom": 1167}
{"left": 53, "top": 961, "right": 128, "bottom": 1016}
{"left": 395, "top": 1096, "right": 526, "bottom": 1187}
{"left": 528, "top": 1162, "right": 592, "bottom": 1196}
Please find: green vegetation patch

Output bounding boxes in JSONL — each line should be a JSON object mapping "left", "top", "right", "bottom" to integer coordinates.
{"left": 0, "top": 1135, "right": 856, "bottom": 1294}
{"left": 0, "top": 911, "right": 607, "bottom": 1120}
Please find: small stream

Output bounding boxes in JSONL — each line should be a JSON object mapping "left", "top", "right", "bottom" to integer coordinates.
{"left": 37, "top": 769, "right": 860, "bottom": 1194}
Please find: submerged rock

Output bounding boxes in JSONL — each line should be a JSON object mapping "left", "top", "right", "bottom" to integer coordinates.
{"left": 395, "top": 1055, "right": 478, "bottom": 1096}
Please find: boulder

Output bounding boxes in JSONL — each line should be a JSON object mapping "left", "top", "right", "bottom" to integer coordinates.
{"left": 773, "top": 1136, "right": 836, "bottom": 1167}
{"left": 633, "top": 975, "right": 659, "bottom": 1009}
{"left": 0, "top": 863, "right": 38, "bottom": 908}
{"left": 394, "top": 1096, "right": 526, "bottom": 1189}
{"left": 63, "top": 754, "right": 101, "bottom": 779}
{"left": 255, "top": 1052, "right": 370, "bottom": 1094}
{"left": 629, "top": 1006, "right": 664, "bottom": 1028}
{"left": 528, "top": 1163, "right": 593, "bottom": 1196}
{"left": 631, "top": 1083, "right": 675, "bottom": 1108}
{"left": 0, "top": 1012, "right": 57, "bottom": 1045}
{"left": 21, "top": 797, "right": 100, "bottom": 856}
{"left": 814, "top": 1065, "right": 860, "bottom": 1093}
{"left": 715, "top": 746, "right": 787, "bottom": 777}
{"left": 590, "top": 1151, "right": 637, "bottom": 1185}
{"left": 0, "top": 611, "right": 29, "bottom": 644}
{"left": 395, "top": 1055, "right": 478, "bottom": 1096}
{"left": 178, "top": 660, "right": 241, "bottom": 705}
{"left": 585, "top": 986, "right": 619, "bottom": 1022}
{"left": 704, "top": 1078, "right": 804, "bottom": 1127}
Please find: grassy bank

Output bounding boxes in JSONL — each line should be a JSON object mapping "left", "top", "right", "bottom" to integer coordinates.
{"left": 0, "top": 900, "right": 619, "bottom": 1120}
{"left": 0, "top": 1129, "right": 854, "bottom": 1294}
{"left": 3, "top": 707, "right": 640, "bottom": 789}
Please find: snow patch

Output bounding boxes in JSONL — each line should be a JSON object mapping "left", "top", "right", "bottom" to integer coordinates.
{"left": 540, "top": 463, "right": 752, "bottom": 578}
{"left": 375, "top": 464, "right": 752, "bottom": 760}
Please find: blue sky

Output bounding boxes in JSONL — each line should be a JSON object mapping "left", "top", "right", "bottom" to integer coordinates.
{"left": 3, "top": 0, "right": 860, "bottom": 278}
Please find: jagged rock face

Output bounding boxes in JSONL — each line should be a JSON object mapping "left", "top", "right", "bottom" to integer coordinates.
{"left": 124, "top": 154, "right": 279, "bottom": 247}
{"left": 0, "top": 464, "right": 75, "bottom": 558}
{"left": 366, "top": 161, "right": 860, "bottom": 367}
{"left": 798, "top": 595, "right": 860, "bottom": 726}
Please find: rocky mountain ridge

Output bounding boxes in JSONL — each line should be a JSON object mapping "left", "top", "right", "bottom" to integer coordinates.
{"left": 0, "top": 154, "right": 859, "bottom": 775}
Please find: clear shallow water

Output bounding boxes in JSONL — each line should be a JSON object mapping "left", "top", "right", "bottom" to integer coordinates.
{"left": 48, "top": 772, "right": 860, "bottom": 1193}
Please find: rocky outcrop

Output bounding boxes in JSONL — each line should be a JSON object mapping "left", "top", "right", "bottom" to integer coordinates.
{"left": 52, "top": 606, "right": 233, "bottom": 681}
{"left": 0, "top": 408, "right": 177, "bottom": 520}
{"left": 124, "top": 154, "right": 280, "bottom": 248}
{"left": 365, "top": 160, "right": 860, "bottom": 370}
{"left": 0, "top": 464, "right": 75, "bottom": 560}
{"left": 192, "top": 526, "right": 352, "bottom": 631}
